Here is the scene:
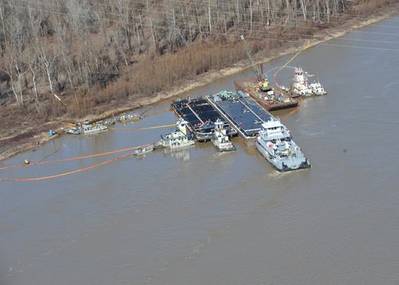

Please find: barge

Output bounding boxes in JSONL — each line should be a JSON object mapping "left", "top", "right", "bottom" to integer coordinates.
{"left": 171, "top": 97, "right": 237, "bottom": 141}
{"left": 234, "top": 77, "right": 298, "bottom": 111}
{"left": 206, "top": 90, "right": 272, "bottom": 139}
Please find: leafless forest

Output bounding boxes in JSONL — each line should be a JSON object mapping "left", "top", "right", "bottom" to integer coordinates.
{"left": 0, "top": 0, "right": 390, "bottom": 128}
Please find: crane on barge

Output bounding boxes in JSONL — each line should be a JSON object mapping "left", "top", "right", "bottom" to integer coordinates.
{"left": 240, "top": 35, "right": 269, "bottom": 91}
{"left": 237, "top": 36, "right": 298, "bottom": 111}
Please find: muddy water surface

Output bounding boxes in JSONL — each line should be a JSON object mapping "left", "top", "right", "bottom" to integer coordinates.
{"left": 1, "top": 17, "right": 399, "bottom": 285}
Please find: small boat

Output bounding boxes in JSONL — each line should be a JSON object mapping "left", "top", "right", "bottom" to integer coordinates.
{"left": 101, "top": 118, "right": 116, "bottom": 126}
{"left": 66, "top": 126, "right": 82, "bottom": 135}
{"left": 309, "top": 82, "right": 327, "bottom": 96}
{"left": 157, "top": 119, "right": 195, "bottom": 150}
{"left": 212, "top": 119, "right": 235, "bottom": 152}
{"left": 118, "top": 113, "right": 142, "bottom": 123}
{"left": 130, "top": 114, "right": 142, "bottom": 122}
{"left": 132, "top": 144, "right": 154, "bottom": 156}
{"left": 82, "top": 123, "right": 108, "bottom": 135}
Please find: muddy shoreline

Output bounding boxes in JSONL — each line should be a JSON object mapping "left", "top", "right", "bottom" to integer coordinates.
{"left": 1, "top": 7, "right": 398, "bottom": 162}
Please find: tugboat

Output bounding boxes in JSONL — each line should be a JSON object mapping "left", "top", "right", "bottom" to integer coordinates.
{"left": 212, "top": 119, "right": 235, "bottom": 152}
{"left": 157, "top": 119, "right": 195, "bottom": 150}
{"left": 256, "top": 118, "right": 310, "bottom": 171}
{"left": 291, "top": 67, "right": 313, "bottom": 97}
{"left": 291, "top": 67, "right": 327, "bottom": 97}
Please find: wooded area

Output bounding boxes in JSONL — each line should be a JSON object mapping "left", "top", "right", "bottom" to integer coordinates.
{"left": 0, "top": 0, "right": 390, "bottom": 123}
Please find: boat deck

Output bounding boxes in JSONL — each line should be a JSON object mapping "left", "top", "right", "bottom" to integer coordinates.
{"left": 206, "top": 91, "right": 272, "bottom": 139}
{"left": 172, "top": 98, "right": 220, "bottom": 125}
{"left": 234, "top": 77, "right": 298, "bottom": 111}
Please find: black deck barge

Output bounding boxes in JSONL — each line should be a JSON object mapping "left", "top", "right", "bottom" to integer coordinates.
{"left": 171, "top": 97, "right": 237, "bottom": 141}
{"left": 206, "top": 90, "right": 272, "bottom": 139}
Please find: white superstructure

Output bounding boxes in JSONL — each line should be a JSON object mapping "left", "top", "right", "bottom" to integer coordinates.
{"left": 158, "top": 119, "right": 195, "bottom": 150}
{"left": 292, "top": 67, "right": 327, "bottom": 97}
{"left": 256, "top": 118, "right": 310, "bottom": 171}
{"left": 82, "top": 123, "right": 108, "bottom": 135}
{"left": 212, "top": 119, "right": 235, "bottom": 152}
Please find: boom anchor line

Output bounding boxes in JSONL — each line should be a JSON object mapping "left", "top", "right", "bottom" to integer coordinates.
{"left": 0, "top": 122, "right": 176, "bottom": 171}
{"left": 0, "top": 152, "right": 132, "bottom": 183}
{"left": 0, "top": 143, "right": 154, "bottom": 182}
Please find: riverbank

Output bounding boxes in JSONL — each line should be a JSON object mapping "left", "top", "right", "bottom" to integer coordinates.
{"left": 1, "top": 4, "right": 398, "bottom": 162}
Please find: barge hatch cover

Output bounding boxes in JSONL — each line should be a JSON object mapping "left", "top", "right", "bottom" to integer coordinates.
{"left": 206, "top": 91, "right": 272, "bottom": 139}
{"left": 171, "top": 98, "right": 237, "bottom": 141}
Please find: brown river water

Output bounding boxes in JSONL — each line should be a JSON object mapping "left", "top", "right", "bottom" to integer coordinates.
{"left": 1, "top": 17, "right": 399, "bottom": 285}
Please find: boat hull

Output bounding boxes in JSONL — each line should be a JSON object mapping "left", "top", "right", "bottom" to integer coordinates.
{"left": 252, "top": 97, "right": 298, "bottom": 111}
{"left": 234, "top": 78, "right": 298, "bottom": 111}
{"left": 256, "top": 139, "right": 310, "bottom": 172}
{"left": 212, "top": 140, "right": 236, "bottom": 152}
{"left": 193, "top": 130, "right": 214, "bottom": 142}
{"left": 157, "top": 139, "right": 195, "bottom": 150}
{"left": 83, "top": 128, "right": 107, "bottom": 135}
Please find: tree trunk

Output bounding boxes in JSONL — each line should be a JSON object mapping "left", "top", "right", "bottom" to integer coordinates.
{"left": 300, "top": 0, "right": 308, "bottom": 21}
{"left": 208, "top": 0, "right": 212, "bottom": 33}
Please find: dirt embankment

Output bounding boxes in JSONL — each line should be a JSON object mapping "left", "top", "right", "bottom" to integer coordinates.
{"left": 1, "top": 3, "right": 398, "bottom": 162}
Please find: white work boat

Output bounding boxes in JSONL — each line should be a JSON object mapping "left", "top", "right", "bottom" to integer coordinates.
{"left": 158, "top": 119, "right": 195, "bottom": 150}
{"left": 212, "top": 119, "right": 235, "bottom": 152}
{"left": 82, "top": 123, "right": 108, "bottom": 135}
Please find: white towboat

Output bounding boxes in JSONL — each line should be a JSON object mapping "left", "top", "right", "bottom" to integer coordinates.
{"left": 212, "top": 119, "right": 235, "bottom": 152}
{"left": 291, "top": 67, "right": 327, "bottom": 97}
{"left": 256, "top": 118, "right": 310, "bottom": 171}
{"left": 157, "top": 119, "right": 195, "bottom": 150}
{"left": 292, "top": 67, "right": 312, "bottom": 97}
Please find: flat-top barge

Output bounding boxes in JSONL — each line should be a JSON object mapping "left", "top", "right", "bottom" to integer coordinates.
{"left": 234, "top": 77, "right": 298, "bottom": 111}
{"left": 171, "top": 97, "right": 237, "bottom": 141}
{"left": 206, "top": 90, "right": 272, "bottom": 139}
